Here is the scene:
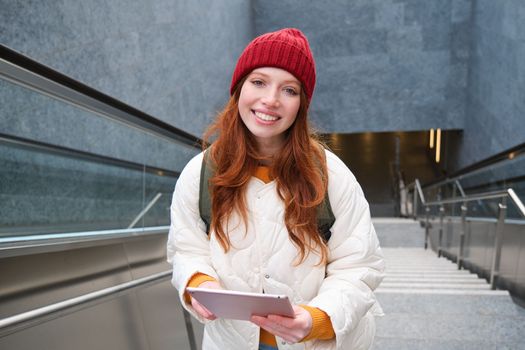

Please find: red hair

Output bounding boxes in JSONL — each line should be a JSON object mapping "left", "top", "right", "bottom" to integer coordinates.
{"left": 203, "top": 78, "right": 328, "bottom": 264}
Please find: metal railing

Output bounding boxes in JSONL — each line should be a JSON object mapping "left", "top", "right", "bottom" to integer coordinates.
{"left": 410, "top": 144, "right": 525, "bottom": 214}
{"left": 406, "top": 182, "right": 525, "bottom": 289}
{"left": 404, "top": 179, "right": 426, "bottom": 220}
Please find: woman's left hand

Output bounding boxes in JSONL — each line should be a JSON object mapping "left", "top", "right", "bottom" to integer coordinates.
{"left": 250, "top": 305, "right": 312, "bottom": 344}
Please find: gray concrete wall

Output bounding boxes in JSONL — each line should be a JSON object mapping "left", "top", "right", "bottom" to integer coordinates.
{"left": 3, "top": 0, "right": 522, "bottom": 171}
{"left": 0, "top": 0, "right": 254, "bottom": 169}
{"left": 453, "top": 0, "right": 525, "bottom": 169}
{"left": 253, "top": 0, "right": 472, "bottom": 134}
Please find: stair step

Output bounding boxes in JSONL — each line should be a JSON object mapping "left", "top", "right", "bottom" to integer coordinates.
{"left": 387, "top": 264, "right": 459, "bottom": 266}
{"left": 386, "top": 266, "right": 468, "bottom": 269}
{"left": 384, "top": 273, "right": 479, "bottom": 278}
{"left": 375, "top": 289, "right": 508, "bottom": 295}
{"left": 372, "top": 241, "right": 523, "bottom": 349}
{"left": 376, "top": 292, "right": 520, "bottom": 314}
{"left": 386, "top": 270, "right": 472, "bottom": 275}
{"left": 384, "top": 277, "right": 487, "bottom": 284}
{"left": 380, "top": 282, "right": 491, "bottom": 289}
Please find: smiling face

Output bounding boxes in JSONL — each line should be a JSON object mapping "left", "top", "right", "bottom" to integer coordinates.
{"left": 238, "top": 67, "right": 302, "bottom": 155}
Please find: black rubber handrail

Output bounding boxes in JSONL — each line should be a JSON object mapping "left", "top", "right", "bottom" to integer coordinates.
{"left": 422, "top": 142, "right": 525, "bottom": 188}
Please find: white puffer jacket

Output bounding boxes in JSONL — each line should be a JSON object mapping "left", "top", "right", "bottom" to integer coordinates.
{"left": 167, "top": 150, "right": 385, "bottom": 350}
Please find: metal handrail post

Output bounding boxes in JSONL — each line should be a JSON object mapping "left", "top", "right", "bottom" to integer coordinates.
{"left": 425, "top": 206, "right": 430, "bottom": 250}
{"left": 405, "top": 185, "right": 410, "bottom": 218}
{"left": 413, "top": 186, "right": 418, "bottom": 219}
{"left": 455, "top": 180, "right": 466, "bottom": 197}
{"left": 490, "top": 201, "right": 507, "bottom": 289}
{"left": 508, "top": 188, "right": 525, "bottom": 217}
{"left": 452, "top": 183, "right": 457, "bottom": 216}
{"left": 458, "top": 204, "right": 467, "bottom": 269}
{"left": 128, "top": 192, "right": 163, "bottom": 229}
{"left": 438, "top": 205, "right": 445, "bottom": 257}
{"left": 415, "top": 179, "right": 426, "bottom": 204}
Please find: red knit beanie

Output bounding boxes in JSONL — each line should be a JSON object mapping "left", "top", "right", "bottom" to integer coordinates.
{"left": 230, "top": 28, "right": 316, "bottom": 102}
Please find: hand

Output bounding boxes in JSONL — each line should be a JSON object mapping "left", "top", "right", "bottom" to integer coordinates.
{"left": 189, "top": 280, "right": 222, "bottom": 320}
{"left": 250, "top": 305, "right": 313, "bottom": 344}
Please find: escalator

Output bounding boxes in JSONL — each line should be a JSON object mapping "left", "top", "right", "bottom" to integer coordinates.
{"left": 1, "top": 44, "right": 202, "bottom": 350}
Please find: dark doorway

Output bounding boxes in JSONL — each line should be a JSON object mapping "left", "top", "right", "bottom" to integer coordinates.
{"left": 322, "top": 130, "right": 459, "bottom": 216}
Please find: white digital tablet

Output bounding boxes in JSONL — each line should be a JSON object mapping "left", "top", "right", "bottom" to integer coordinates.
{"left": 186, "top": 287, "right": 295, "bottom": 321}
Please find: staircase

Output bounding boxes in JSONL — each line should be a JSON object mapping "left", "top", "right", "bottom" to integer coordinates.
{"left": 371, "top": 219, "right": 525, "bottom": 349}
{"left": 378, "top": 248, "right": 498, "bottom": 294}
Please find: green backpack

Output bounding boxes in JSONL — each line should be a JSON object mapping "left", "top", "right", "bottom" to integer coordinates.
{"left": 199, "top": 150, "right": 335, "bottom": 243}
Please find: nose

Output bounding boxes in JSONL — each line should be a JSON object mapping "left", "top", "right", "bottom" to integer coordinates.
{"left": 261, "top": 87, "right": 280, "bottom": 107}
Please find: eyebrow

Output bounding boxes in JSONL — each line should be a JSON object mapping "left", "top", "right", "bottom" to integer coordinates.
{"left": 249, "top": 71, "right": 300, "bottom": 86}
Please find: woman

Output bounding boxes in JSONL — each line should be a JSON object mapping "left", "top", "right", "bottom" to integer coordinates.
{"left": 167, "top": 28, "right": 384, "bottom": 350}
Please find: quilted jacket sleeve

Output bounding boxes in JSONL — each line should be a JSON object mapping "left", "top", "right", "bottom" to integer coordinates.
{"left": 166, "top": 152, "right": 220, "bottom": 321}
{"left": 308, "top": 151, "right": 385, "bottom": 349}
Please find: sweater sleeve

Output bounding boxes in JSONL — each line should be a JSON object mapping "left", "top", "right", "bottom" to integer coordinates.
{"left": 300, "top": 305, "right": 335, "bottom": 342}
{"left": 183, "top": 273, "right": 219, "bottom": 304}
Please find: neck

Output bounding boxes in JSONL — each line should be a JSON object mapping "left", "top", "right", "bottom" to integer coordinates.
{"left": 254, "top": 136, "right": 284, "bottom": 165}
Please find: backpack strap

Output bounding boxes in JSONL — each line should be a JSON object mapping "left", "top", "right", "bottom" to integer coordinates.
{"left": 316, "top": 146, "right": 335, "bottom": 243}
{"left": 199, "top": 150, "right": 213, "bottom": 234}
{"left": 317, "top": 202, "right": 334, "bottom": 243}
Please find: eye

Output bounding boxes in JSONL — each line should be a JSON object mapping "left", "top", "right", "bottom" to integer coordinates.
{"left": 251, "top": 79, "right": 265, "bottom": 87}
{"left": 283, "top": 87, "right": 298, "bottom": 96}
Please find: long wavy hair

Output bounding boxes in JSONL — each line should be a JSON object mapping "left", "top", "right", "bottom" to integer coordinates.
{"left": 203, "top": 76, "right": 329, "bottom": 264}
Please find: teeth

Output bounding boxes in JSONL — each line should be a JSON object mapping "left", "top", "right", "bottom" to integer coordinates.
{"left": 255, "top": 111, "right": 278, "bottom": 121}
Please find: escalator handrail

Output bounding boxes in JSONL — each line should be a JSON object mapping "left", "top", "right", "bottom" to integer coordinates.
{"left": 0, "top": 226, "right": 170, "bottom": 259}
{"left": 0, "top": 44, "right": 203, "bottom": 148}
{"left": 421, "top": 142, "right": 525, "bottom": 190}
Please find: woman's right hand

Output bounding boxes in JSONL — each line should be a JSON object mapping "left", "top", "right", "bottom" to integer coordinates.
{"left": 189, "top": 281, "right": 223, "bottom": 320}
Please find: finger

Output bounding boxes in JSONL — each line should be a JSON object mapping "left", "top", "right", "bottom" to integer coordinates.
{"left": 250, "top": 315, "right": 276, "bottom": 330}
{"left": 251, "top": 316, "right": 292, "bottom": 340}
{"left": 192, "top": 299, "right": 216, "bottom": 320}
{"left": 265, "top": 313, "right": 310, "bottom": 343}
{"left": 261, "top": 323, "right": 293, "bottom": 341}
{"left": 267, "top": 314, "right": 296, "bottom": 328}
{"left": 250, "top": 315, "right": 266, "bottom": 326}
{"left": 258, "top": 316, "right": 292, "bottom": 334}
{"left": 193, "top": 303, "right": 211, "bottom": 319}
{"left": 199, "top": 307, "right": 217, "bottom": 320}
